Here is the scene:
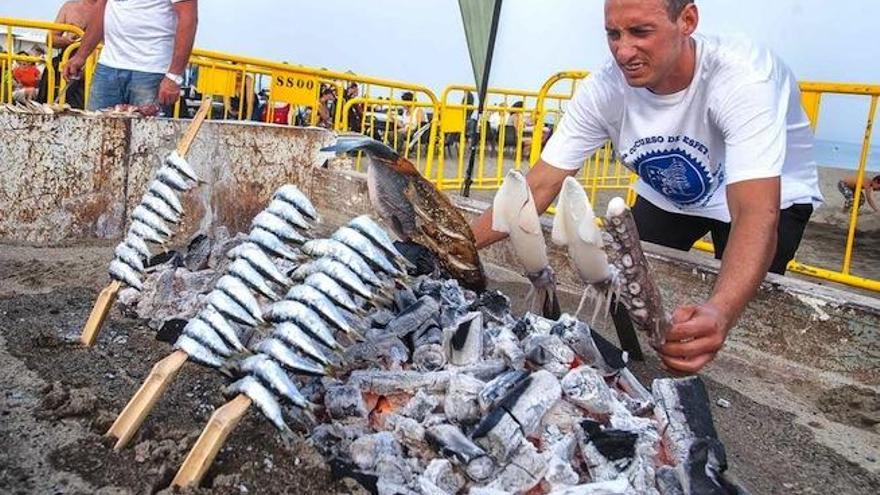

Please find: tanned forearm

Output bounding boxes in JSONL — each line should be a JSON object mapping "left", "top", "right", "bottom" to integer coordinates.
{"left": 76, "top": 0, "right": 106, "bottom": 59}
{"left": 168, "top": 2, "right": 198, "bottom": 75}
{"left": 471, "top": 159, "right": 576, "bottom": 249}
{"left": 708, "top": 178, "right": 780, "bottom": 327}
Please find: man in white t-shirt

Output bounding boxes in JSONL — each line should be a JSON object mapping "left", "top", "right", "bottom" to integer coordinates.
{"left": 471, "top": 0, "right": 823, "bottom": 374}
{"left": 62, "top": 0, "right": 198, "bottom": 111}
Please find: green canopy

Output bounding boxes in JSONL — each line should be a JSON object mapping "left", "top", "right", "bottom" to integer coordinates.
{"left": 458, "top": 0, "right": 503, "bottom": 196}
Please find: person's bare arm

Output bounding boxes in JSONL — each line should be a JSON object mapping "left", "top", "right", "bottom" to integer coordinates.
{"left": 62, "top": 0, "right": 106, "bottom": 80}
{"left": 157, "top": 0, "right": 198, "bottom": 105}
{"left": 659, "top": 176, "right": 780, "bottom": 373}
{"left": 471, "top": 159, "right": 578, "bottom": 249}
{"left": 50, "top": 2, "right": 75, "bottom": 48}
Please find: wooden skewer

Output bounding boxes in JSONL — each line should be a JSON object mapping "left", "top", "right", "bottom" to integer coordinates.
{"left": 105, "top": 350, "right": 189, "bottom": 450}
{"left": 172, "top": 394, "right": 252, "bottom": 488}
{"left": 79, "top": 97, "right": 213, "bottom": 347}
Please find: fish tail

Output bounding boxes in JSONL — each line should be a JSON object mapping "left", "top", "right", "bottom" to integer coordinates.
{"left": 541, "top": 286, "right": 562, "bottom": 320}
{"left": 321, "top": 135, "right": 399, "bottom": 161}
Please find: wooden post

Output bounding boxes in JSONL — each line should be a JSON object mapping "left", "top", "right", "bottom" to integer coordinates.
{"left": 105, "top": 350, "right": 189, "bottom": 450}
{"left": 78, "top": 97, "right": 213, "bottom": 347}
{"left": 172, "top": 394, "right": 252, "bottom": 488}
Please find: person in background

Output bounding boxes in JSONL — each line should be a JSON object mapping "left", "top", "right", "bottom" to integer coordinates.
{"left": 63, "top": 0, "right": 198, "bottom": 112}
{"left": 396, "top": 91, "right": 426, "bottom": 148}
{"left": 38, "top": 0, "right": 97, "bottom": 108}
{"left": 316, "top": 85, "right": 337, "bottom": 129}
{"left": 838, "top": 174, "right": 880, "bottom": 213}
{"left": 12, "top": 51, "right": 41, "bottom": 102}
{"left": 344, "top": 81, "right": 364, "bottom": 132}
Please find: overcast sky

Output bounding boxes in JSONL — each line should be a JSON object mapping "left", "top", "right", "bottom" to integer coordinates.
{"left": 3, "top": 0, "right": 879, "bottom": 143}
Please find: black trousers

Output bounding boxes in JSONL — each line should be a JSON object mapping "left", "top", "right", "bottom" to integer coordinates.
{"left": 631, "top": 197, "right": 813, "bottom": 275}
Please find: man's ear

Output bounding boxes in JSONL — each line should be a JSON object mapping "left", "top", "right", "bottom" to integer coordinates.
{"left": 679, "top": 3, "right": 699, "bottom": 36}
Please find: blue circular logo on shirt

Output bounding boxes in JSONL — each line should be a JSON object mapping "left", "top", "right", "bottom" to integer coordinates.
{"left": 634, "top": 150, "right": 712, "bottom": 207}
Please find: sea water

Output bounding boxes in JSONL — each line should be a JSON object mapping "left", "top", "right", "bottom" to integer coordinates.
{"left": 814, "top": 139, "right": 880, "bottom": 172}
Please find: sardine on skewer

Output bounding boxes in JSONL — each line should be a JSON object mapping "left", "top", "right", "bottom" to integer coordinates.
{"left": 141, "top": 194, "right": 182, "bottom": 224}
{"left": 248, "top": 227, "right": 301, "bottom": 262}
{"left": 174, "top": 334, "right": 223, "bottom": 368}
{"left": 123, "top": 233, "right": 152, "bottom": 261}
{"left": 224, "top": 375, "right": 296, "bottom": 445}
{"left": 227, "top": 243, "right": 291, "bottom": 287}
{"left": 272, "top": 184, "right": 319, "bottom": 223}
{"left": 270, "top": 321, "right": 332, "bottom": 365}
{"left": 156, "top": 165, "right": 193, "bottom": 192}
{"left": 197, "top": 304, "right": 247, "bottom": 352}
{"left": 129, "top": 218, "right": 168, "bottom": 245}
{"left": 332, "top": 226, "right": 404, "bottom": 277}
{"left": 301, "top": 239, "right": 384, "bottom": 287}
{"left": 114, "top": 243, "right": 145, "bottom": 273}
{"left": 108, "top": 258, "right": 144, "bottom": 291}
{"left": 266, "top": 199, "right": 312, "bottom": 231}
{"left": 290, "top": 257, "right": 378, "bottom": 302}
{"left": 216, "top": 275, "right": 264, "bottom": 325}
{"left": 234, "top": 354, "right": 310, "bottom": 408}
{"left": 492, "top": 169, "right": 560, "bottom": 319}
{"left": 206, "top": 289, "right": 261, "bottom": 327}
{"left": 263, "top": 299, "right": 341, "bottom": 350}
{"left": 131, "top": 204, "right": 173, "bottom": 238}
{"left": 165, "top": 150, "right": 200, "bottom": 183}
{"left": 252, "top": 211, "right": 307, "bottom": 245}
{"left": 285, "top": 284, "right": 360, "bottom": 337}
{"left": 146, "top": 180, "right": 183, "bottom": 216}
{"left": 348, "top": 215, "right": 408, "bottom": 267}
{"left": 182, "top": 317, "right": 233, "bottom": 357}
{"left": 228, "top": 258, "right": 281, "bottom": 301}
{"left": 304, "top": 272, "right": 365, "bottom": 316}
{"left": 253, "top": 338, "right": 326, "bottom": 377}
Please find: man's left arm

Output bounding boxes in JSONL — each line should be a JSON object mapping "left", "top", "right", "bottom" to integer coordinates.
{"left": 158, "top": 0, "right": 198, "bottom": 105}
{"left": 658, "top": 177, "right": 779, "bottom": 373}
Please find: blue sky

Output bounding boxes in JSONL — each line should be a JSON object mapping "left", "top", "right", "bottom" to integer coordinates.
{"left": 4, "top": 0, "right": 879, "bottom": 144}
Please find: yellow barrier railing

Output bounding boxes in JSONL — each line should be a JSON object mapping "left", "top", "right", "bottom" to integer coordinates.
{"left": 434, "top": 84, "right": 573, "bottom": 191}
{"left": 341, "top": 96, "right": 438, "bottom": 174}
{"left": 0, "top": 17, "right": 86, "bottom": 105}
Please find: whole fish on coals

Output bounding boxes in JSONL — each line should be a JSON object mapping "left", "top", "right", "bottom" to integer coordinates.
{"left": 492, "top": 169, "right": 560, "bottom": 319}
{"left": 552, "top": 176, "right": 614, "bottom": 319}
{"left": 322, "top": 135, "right": 486, "bottom": 291}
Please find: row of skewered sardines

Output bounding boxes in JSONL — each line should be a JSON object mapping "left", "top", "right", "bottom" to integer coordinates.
{"left": 107, "top": 155, "right": 412, "bottom": 438}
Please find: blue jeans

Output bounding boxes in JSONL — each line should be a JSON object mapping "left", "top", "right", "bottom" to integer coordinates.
{"left": 88, "top": 64, "right": 164, "bottom": 111}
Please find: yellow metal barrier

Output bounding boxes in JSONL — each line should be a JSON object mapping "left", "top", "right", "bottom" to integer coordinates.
{"left": 341, "top": 96, "right": 438, "bottom": 174}
{"left": 0, "top": 17, "right": 86, "bottom": 105}
{"left": 435, "top": 84, "right": 572, "bottom": 191}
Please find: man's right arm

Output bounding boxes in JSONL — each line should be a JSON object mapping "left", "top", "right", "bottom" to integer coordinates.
{"left": 471, "top": 159, "right": 578, "bottom": 249}
{"left": 63, "top": 0, "right": 107, "bottom": 80}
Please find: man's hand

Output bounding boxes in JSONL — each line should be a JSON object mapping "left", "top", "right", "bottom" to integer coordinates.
{"left": 62, "top": 55, "right": 86, "bottom": 81}
{"left": 657, "top": 302, "right": 732, "bottom": 374}
{"left": 157, "top": 77, "right": 181, "bottom": 106}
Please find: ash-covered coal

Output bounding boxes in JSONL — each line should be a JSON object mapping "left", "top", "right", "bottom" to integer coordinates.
{"left": 307, "top": 275, "right": 743, "bottom": 495}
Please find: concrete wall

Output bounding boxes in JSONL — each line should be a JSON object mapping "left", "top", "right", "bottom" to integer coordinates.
{"left": 1, "top": 113, "right": 877, "bottom": 385}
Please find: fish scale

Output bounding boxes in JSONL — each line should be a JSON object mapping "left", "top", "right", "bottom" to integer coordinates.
{"left": 248, "top": 227, "right": 300, "bottom": 261}
{"left": 263, "top": 299, "right": 340, "bottom": 350}
{"left": 285, "top": 284, "right": 358, "bottom": 336}
{"left": 238, "top": 354, "right": 309, "bottom": 408}
{"left": 227, "top": 243, "right": 290, "bottom": 286}
{"left": 301, "top": 239, "right": 383, "bottom": 286}
{"left": 332, "top": 226, "right": 401, "bottom": 276}
{"left": 147, "top": 180, "right": 183, "bottom": 215}
{"left": 272, "top": 184, "right": 319, "bottom": 222}
{"left": 291, "top": 257, "right": 376, "bottom": 301}
{"left": 255, "top": 338, "right": 326, "bottom": 376}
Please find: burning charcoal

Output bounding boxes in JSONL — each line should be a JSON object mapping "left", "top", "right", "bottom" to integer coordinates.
{"left": 325, "top": 384, "right": 369, "bottom": 420}
{"left": 652, "top": 376, "right": 719, "bottom": 466}
{"left": 374, "top": 456, "right": 418, "bottom": 494}
{"left": 369, "top": 308, "right": 396, "bottom": 328}
{"left": 393, "top": 286, "right": 418, "bottom": 312}
{"left": 425, "top": 424, "right": 496, "bottom": 483}
{"left": 443, "top": 374, "right": 485, "bottom": 425}
{"left": 547, "top": 478, "right": 632, "bottom": 494}
{"left": 349, "top": 369, "right": 450, "bottom": 395}
{"left": 655, "top": 465, "right": 685, "bottom": 495}
{"left": 444, "top": 312, "right": 483, "bottom": 366}
{"left": 383, "top": 413, "right": 427, "bottom": 453}
{"left": 561, "top": 366, "right": 616, "bottom": 415}
{"left": 545, "top": 453, "right": 581, "bottom": 488}
{"left": 551, "top": 314, "right": 625, "bottom": 376}
{"left": 412, "top": 322, "right": 446, "bottom": 371}
{"left": 473, "top": 370, "right": 561, "bottom": 462}
{"left": 523, "top": 334, "right": 576, "bottom": 377}
{"left": 462, "top": 359, "right": 508, "bottom": 382}
{"left": 439, "top": 305, "right": 467, "bottom": 329}
{"left": 311, "top": 422, "right": 370, "bottom": 460}
{"left": 385, "top": 296, "right": 440, "bottom": 338}
{"left": 614, "top": 368, "right": 653, "bottom": 409}
{"left": 484, "top": 324, "right": 525, "bottom": 369}
{"left": 399, "top": 389, "right": 440, "bottom": 422}
{"left": 349, "top": 432, "right": 402, "bottom": 471}
{"left": 343, "top": 334, "right": 410, "bottom": 371}
{"left": 419, "top": 459, "right": 465, "bottom": 495}
{"left": 541, "top": 400, "right": 588, "bottom": 441}
{"left": 413, "top": 276, "right": 444, "bottom": 299}
{"left": 182, "top": 233, "right": 212, "bottom": 271}
{"left": 484, "top": 439, "right": 550, "bottom": 494}
{"left": 439, "top": 279, "right": 468, "bottom": 307}
{"left": 576, "top": 420, "right": 651, "bottom": 486}
{"left": 513, "top": 312, "right": 556, "bottom": 339}
{"left": 468, "top": 289, "right": 513, "bottom": 325}
{"left": 478, "top": 369, "right": 528, "bottom": 413}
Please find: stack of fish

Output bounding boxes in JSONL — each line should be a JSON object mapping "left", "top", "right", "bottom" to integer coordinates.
{"left": 108, "top": 151, "right": 199, "bottom": 291}
{"left": 173, "top": 184, "right": 320, "bottom": 371}
{"left": 218, "top": 214, "right": 414, "bottom": 440}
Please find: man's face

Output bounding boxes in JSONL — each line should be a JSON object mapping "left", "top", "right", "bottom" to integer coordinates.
{"left": 604, "top": 0, "right": 695, "bottom": 92}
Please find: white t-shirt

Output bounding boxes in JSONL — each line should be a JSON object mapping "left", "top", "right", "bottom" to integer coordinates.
{"left": 99, "top": 0, "right": 189, "bottom": 74}
{"left": 542, "top": 34, "right": 823, "bottom": 222}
